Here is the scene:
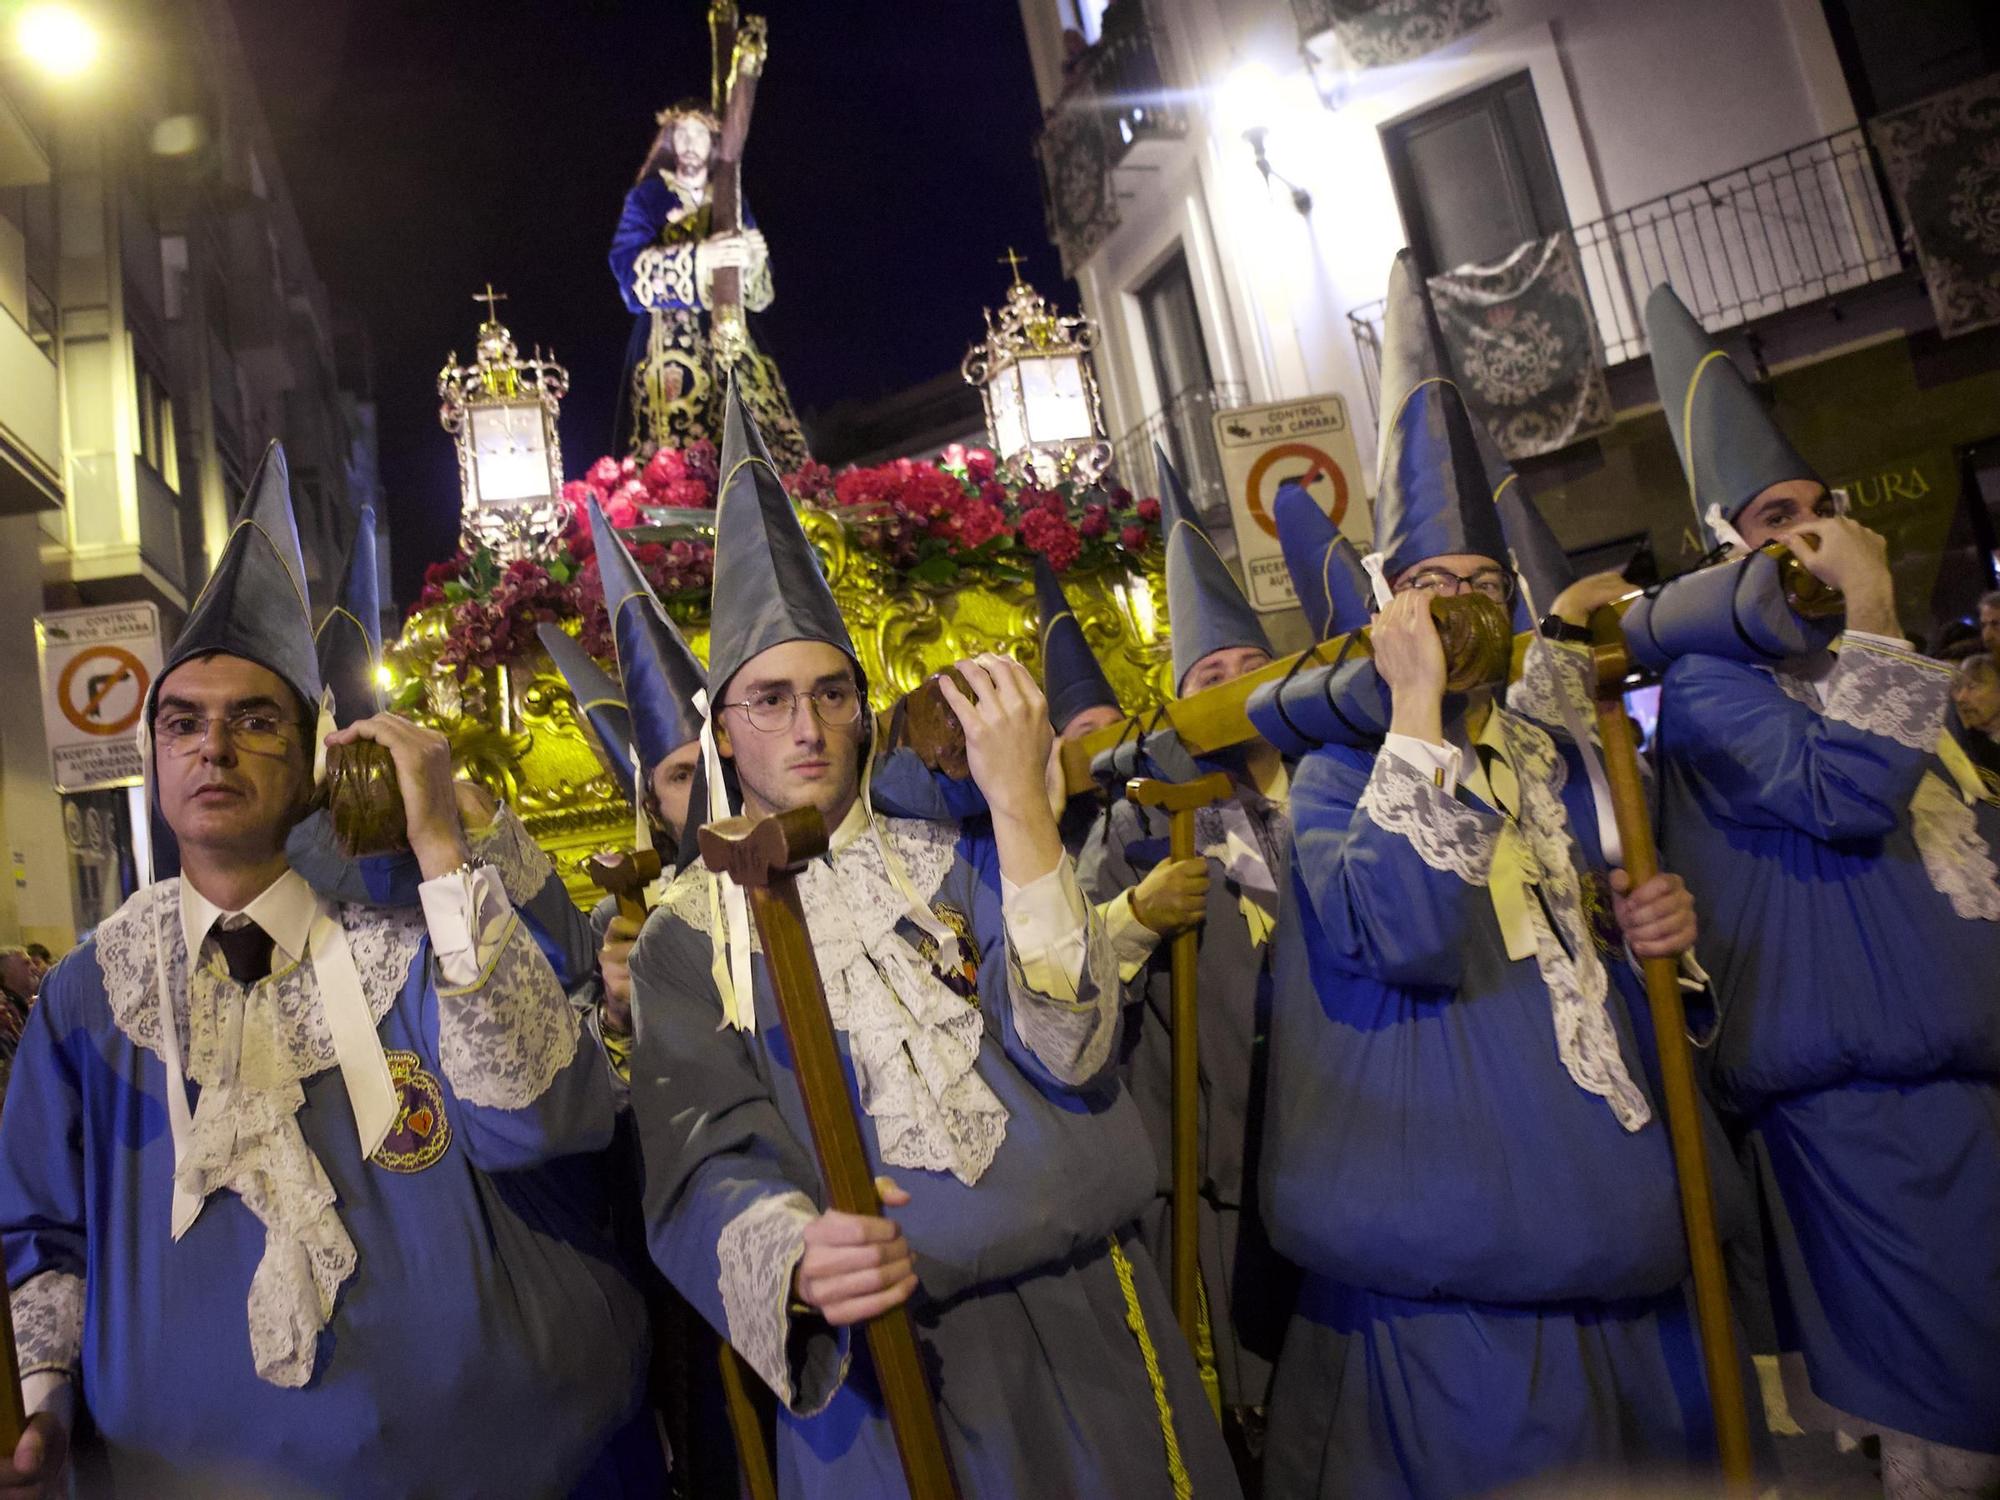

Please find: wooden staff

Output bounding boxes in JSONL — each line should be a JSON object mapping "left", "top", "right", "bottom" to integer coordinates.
{"left": 1586, "top": 610, "right": 1754, "bottom": 1491}
{"left": 1125, "top": 771, "right": 1235, "bottom": 1344}
{"left": 699, "top": 808, "right": 960, "bottom": 1500}
{"left": 588, "top": 847, "right": 779, "bottom": 1500}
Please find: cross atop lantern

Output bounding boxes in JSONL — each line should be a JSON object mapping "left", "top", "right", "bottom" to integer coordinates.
{"left": 961, "top": 253, "right": 1112, "bottom": 487}
{"left": 438, "top": 286, "right": 571, "bottom": 561}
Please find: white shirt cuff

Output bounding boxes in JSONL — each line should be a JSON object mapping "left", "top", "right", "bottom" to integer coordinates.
{"left": 1000, "top": 858, "right": 1091, "bottom": 1004}
{"left": 21, "top": 1370, "right": 73, "bottom": 1430}
{"left": 1382, "top": 733, "right": 1463, "bottom": 797}
{"left": 418, "top": 863, "right": 514, "bottom": 990}
{"left": 1102, "top": 889, "right": 1162, "bottom": 983}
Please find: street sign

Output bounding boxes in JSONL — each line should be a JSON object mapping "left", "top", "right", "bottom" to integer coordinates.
{"left": 1212, "top": 394, "right": 1369, "bottom": 613}
{"left": 36, "top": 603, "right": 163, "bottom": 793}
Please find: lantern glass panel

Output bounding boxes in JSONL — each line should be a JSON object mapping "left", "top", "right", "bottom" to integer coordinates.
{"left": 988, "top": 363, "right": 1029, "bottom": 460}
{"left": 1018, "top": 354, "right": 1090, "bottom": 445}
{"left": 469, "top": 402, "right": 552, "bottom": 503}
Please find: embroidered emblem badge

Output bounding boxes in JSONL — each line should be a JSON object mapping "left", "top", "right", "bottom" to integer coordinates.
{"left": 1575, "top": 870, "right": 1624, "bottom": 957}
{"left": 371, "top": 1049, "right": 452, "bottom": 1173}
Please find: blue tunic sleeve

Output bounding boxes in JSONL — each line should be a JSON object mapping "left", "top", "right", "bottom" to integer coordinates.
{"left": 1659, "top": 640, "right": 1953, "bottom": 842}
{"left": 416, "top": 870, "right": 617, "bottom": 1173}
{"left": 1291, "top": 742, "right": 1499, "bottom": 991}
{"left": 609, "top": 176, "right": 700, "bottom": 315}
{"left": 0, "top": 955, "right": 94, "bottom": 1384}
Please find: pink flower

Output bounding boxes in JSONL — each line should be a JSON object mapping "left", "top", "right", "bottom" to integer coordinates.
{"left": 1136, "top": 496, "right": 1161, "bottom": 524}
{"left": 603, "top": 495, "right": 640, "bottom": 529}
{"left": 641, "top": 448, "right": 686, "bottom": 495}
{"left": 939, "top": 442, "right": 969, "bottom": 473}
{"left": 586, "top": 456, "right": 621, "bottom": 490}
{"left": 560, "top": 479, "right": 599, "bottom": 516}
{"left": 1120, "top": 523, "right": 1150, "bottom": 552}
{"left": 1019, "top": 505, "right": 1082, "bottom": 571}
{"left": 1108, "top": 484, "right": 1134, "bottom": 511}
{"left": 965, "top": 447, "right": 997, "bottom": 484}
{"left": 1080, "top": 502, "right": 1109, "bottom": 538}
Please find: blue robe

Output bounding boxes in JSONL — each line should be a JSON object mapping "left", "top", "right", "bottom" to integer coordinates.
{"left": 0, "top": 850, "right": 659, "bottom": 1497}
{"left": 1262, "top": 705, "right": 1746, "bottom": 1499}
{"left": 1656, "top": 639, "right": 2000, "bottom": 1453}
{"left": 628, "top": 811, "right": 1239, "bottom": 1499}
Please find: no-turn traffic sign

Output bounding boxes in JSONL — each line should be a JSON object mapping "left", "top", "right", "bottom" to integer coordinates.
{"left": 37, "top": 604, "right": 163, "bottom": 792}
{"left": 1213, "top": 395, "right": 1369, "bottom": 613}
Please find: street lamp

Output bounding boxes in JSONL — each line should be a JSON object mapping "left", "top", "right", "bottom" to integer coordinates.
{"left": 1221, "top": 61, "right": 1313, "bottom": 217}
{"left": 15, "top": 4, "right": 99, "bottom": 80}
{"left": 437, "top": 286, "right": 570, "bottom": 562}
{"left": 961, "top": 253, "right": 1112, "bottom": 488}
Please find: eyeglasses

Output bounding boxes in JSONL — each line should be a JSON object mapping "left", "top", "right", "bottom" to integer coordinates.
{"left": 723, "top": 683, "right": 864, "bottom": 735}
{"left": 1396, "top": 566, "right": 1514, "bottom": 603}
{"left": 154, "top": 709, "right": 296, "bottom": 758}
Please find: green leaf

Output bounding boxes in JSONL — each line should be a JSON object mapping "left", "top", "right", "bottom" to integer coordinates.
{"left": 907, "top": 553, "right": 960, "bottom": 587}
{"left": 441, "top": 581, "right": 470, "bottom": 603}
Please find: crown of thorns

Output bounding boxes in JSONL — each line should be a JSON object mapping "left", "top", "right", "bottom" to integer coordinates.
{"left": 654, "top": 100, "right": 720, "bottom": 130}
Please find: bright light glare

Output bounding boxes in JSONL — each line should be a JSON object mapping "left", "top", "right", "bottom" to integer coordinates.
{"left": 16, "top": 5, "right": 99, "bottom": 78}
{"left": 1218, "top": 61, "right": 1277, "bottom": 138}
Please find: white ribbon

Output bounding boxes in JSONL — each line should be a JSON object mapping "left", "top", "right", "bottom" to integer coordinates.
{"left": 694, "top": 688, "right": 757, "bottom": 1031}
{"left": 1360, "top": 550, "right": 1395, "bottom": 609}
{"left": 1512, "top": 558, "right": 1623, "bottom": 867}
{"left": 307, "top": 911, "right": 398, "bottom": 1161}
{"left": 1703, "top": 502, "right": 1751, "bottom": 557}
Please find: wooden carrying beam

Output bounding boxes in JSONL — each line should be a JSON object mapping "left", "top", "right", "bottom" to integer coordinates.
{"left": 699, "top": 809, "right": 961, "bottom": 1500}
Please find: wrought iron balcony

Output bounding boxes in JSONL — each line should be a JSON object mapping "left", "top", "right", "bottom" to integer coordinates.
{"left": 1035, "top": 3, "right": 1187, "bottom": 274}
{"left": 1349, "top": 124, "right": 1913, "bottom": 423}
{"left": 1111, "top": 381, "right": 1250, "bottom": 523}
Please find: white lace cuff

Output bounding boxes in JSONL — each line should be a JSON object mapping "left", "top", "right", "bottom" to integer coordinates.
{"left": 434, "top": 906, "right": 580, "bottom": 1110}
{"left": 1823, "top": 635, "right": 1952, "bottom": 751}
{"left": 1911, "top": 771, "right": 2000, "bottom": 921}
{"left": 467, "top": 806, "right": 559, "bottom": 909}
{"left": 10, "top": 1270, "right": 83, "bottom": 1379}
{"left": 1103, "top": 889, "right": 1161, "bottom": 983}
{"left": 1508, "top": 639, "right": 1597, "bottom": 731}
{"left": 1381, "top": 733, "right": 1465, "bottom": 796}
{"left": 1359, "top": 750, "right": 1499, "bottom": 885}
{"left": 716, "top": 1191, "right": 849, "bottom": 1415}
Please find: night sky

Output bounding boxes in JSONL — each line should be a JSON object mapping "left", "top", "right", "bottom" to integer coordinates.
{"left": 229, "top": 1, "right": 1070, "bottom": 605}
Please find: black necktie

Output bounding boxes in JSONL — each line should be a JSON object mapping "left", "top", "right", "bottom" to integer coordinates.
{"left": 213, "top": 920, "right": 274, "bottom": 985}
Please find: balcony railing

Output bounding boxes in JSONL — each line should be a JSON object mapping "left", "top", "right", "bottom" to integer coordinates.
{"left": 1348, "top": 124, "right": 1912, "bottom": 421}
{"left": 1049, "top": 4, "right": 1186, "bottom": 168}
{"left": 1112, "top": 381, "right": 1250, "bottom": 522}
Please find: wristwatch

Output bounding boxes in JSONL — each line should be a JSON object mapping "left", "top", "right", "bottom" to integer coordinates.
{"left": 1538, "top": 614, "right": 1594, "bottom": 644}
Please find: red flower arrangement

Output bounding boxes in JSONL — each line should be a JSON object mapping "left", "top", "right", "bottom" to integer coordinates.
{"left": 414, "top": 438, "right": 1161, "bottom": 673}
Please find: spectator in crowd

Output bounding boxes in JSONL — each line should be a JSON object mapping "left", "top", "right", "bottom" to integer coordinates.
{"left": 1981, "top": 588, "right": 2000, "bottom": 660}
{"left": 1953, "top": 654, "right": 2000, "bottom": 780}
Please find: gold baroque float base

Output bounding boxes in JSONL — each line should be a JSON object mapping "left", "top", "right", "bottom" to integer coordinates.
{"left": 388, "top": 535, "right": 1169, "bottom": 905}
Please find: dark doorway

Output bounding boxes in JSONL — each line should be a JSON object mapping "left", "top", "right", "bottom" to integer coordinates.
{"left": 1136, "top": 248, "right": 1219, "bottom": 508}
{"left": 1381, "top": 71, "right": 1568, "bottom": 277}
{"left": 1819, "top": 0, "right": 2000, "bottom": 118}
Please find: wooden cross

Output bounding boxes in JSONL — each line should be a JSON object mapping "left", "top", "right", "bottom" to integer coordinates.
{"left": 472, "top": 283, "right": 508, "bottom": 323}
